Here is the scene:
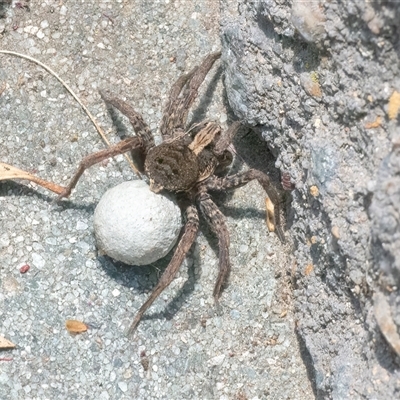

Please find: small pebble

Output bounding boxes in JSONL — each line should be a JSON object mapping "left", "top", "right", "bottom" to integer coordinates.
{"left": 208, "top": 354, "right": 225, "bottom": 366}
{"left": 117, "top": 382, "right": 127, "bottom": 393}
{"left": 19, "top": 264, "right": 30, "bottom": 274}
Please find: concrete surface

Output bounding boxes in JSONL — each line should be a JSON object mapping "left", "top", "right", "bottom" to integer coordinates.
{"left": 0, "top": 1, "right": 313, "bottom": 399}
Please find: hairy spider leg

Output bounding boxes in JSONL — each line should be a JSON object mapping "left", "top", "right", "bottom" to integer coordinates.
{"left": 55, "top": 137, "right": 143, "bottom": 200}
{"left": 127, "top": 204, "right": 199, "bottom": 335}
{"left": 203, "top": 171, "right": 285, "bottom": 243}
{"left": 197, "top": 193, "right": 230, "bottom": 300}
{"left": 100, "top": 90, "right": 155, "bottom": 172}
{"left": 160, "top": 51, "right": 222, "bottom": 136}
{"left": 100, "top": 90, "right": 155, "bottom": 150}
{"left": 160, "top": 69, "right": 197, "bottom": 139}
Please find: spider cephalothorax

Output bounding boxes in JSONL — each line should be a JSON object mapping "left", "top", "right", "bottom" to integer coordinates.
{"left": 57, "top": 52, "right": 285, "bottom": 334}
{"left": 146, "top": 138, "right": 200, "bottom": 192}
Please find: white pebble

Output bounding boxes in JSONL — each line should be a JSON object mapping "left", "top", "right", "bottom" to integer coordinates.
{"left": 208, "top": 354, "right": 225, "bottom": 366}
{"left": 25, "top": 25, "right": 39, "bottom": 35}
{"left": 117, "top": 382, "right": 127, "bottom": 392}
{"left": 93, "top": 181, "right": 182, "bottom": 265}
{"left": 32, "top": 253, "right": 45, "bottom": 268}
{"left": 29, "top": 47, "right": 41, "bottom": 55}
{"left": 76, "top": 221, "right": 88, "bottom": 231}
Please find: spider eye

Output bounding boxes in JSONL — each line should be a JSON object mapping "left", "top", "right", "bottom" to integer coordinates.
{"left": 172, "top": 169, "right": 178, "bottom": 175}
{"left": 157, "top": 158, "right": 164, "bottom": 164}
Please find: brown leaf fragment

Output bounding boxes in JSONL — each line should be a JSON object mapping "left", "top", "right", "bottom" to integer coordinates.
{"left": 0, "top": 336, "right": 16, "bottom": 349}
{"left": 304, "top": 263, "right": 314, "bottom": 276}
{"left": 388, "top": 91, "right": 400, "bottom": 120}
{"left": 364, "top": 116, "right": 382, "bottom": 129}
{"left": 0, "top": 162, "right": 65, "bottom": 194}
{"left": 280, "top": 310, "right": 288, "bottom": 318}
{"left": 65, "top": 320, "right": 88, "bottom": 333}
{"left": 265, "top": 197, "right": 275, "bottom": 233}
{"left": 309, "top": 185, "right": 319, "bottom": 197}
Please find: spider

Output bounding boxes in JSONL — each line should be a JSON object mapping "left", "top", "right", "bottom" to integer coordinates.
{"left": 56, "top": 51, "right": 285, "bottom": 334}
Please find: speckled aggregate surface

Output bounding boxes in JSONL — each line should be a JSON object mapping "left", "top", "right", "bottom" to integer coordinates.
{"left": 0, "top": 1, "right": 313, "bottom": 400}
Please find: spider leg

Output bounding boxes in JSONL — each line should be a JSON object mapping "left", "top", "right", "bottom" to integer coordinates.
{"left": 56, "top": 137, "right": 143, "bottom": 200}
{"left": 160, "top": 69, "right": 197, "bottom": 139}
{"left": 197, "top": 193, "right": 231, "bottom": 300}
{"left": 160, "top": 51, "right": 221, "bottom": 137}
{"left": 100, "top": 90, "right": 155, "bottom": 152}
{"left": 204, "top": 170, "right": 285, "bottom": 243}
{"left": 127, "top": 203, "right": 199, "bottom": 335}
{"left": 213, "top": 121, "right": 242, "bottom": 155}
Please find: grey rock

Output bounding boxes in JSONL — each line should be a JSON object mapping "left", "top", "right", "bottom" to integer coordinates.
{"left": 93, "top": 181, "right": 182, "bottom": 265}
{"left": 221, "top": 0, "right": 400, "bottom": 398}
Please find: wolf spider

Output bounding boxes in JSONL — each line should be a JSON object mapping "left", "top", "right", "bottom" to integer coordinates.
{"left": 56, "top": 51, "right": 285, "bottom": 334}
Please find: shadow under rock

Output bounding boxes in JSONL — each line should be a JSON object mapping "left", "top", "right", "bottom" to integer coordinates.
{"left": 233, "top": 125, "right": 281, "bottom": 184}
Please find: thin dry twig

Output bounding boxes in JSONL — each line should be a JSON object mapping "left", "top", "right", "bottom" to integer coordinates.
{"left": 0, "top": 49, "right": 140, "bottom": 177}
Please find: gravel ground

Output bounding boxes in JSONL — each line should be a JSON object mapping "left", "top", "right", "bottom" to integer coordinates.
{"left": 0, "top": 1, "right": 313, "bottom": 399}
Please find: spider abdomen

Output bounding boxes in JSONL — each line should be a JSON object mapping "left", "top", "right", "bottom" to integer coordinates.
{"left": 145, "top": 141, "right": 200, "bottom": 192}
